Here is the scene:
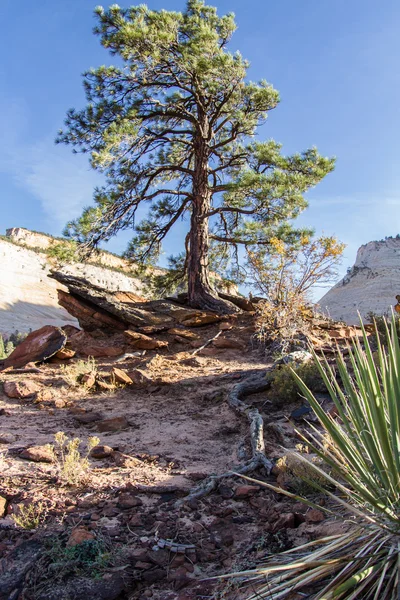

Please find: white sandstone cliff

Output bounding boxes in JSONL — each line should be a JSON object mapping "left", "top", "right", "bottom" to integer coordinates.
{"left": 0, "top": 231, "right": 149, "bottom": 336}
{"left": 318, "top": 237, "right": 400, "bottom": 324}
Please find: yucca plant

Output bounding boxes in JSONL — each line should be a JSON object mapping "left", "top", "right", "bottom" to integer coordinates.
{"left": 223, "top": 312, "right": 400, "bottom": 599}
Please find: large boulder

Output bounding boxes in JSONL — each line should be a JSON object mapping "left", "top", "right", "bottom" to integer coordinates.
{"left": 1, "top": 325, "right": 67, "bottom": 370}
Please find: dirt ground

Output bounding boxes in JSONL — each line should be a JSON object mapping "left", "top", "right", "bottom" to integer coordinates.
{"left": 0, "top": 315, "right": 334, "bottom": 600}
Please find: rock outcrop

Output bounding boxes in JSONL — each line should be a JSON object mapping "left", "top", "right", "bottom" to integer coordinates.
{"left": 318, "top": 237, "right": 400, "bottom": 324}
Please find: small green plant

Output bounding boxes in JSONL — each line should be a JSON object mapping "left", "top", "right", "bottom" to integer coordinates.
{"left": 269, "top": 361, "right": 325, "bottom": 405}
{"left": 12, "top": 501, "right": 48, "bottom": 530}
{"left": 51, "top": 432, "right": 100, "bottom": 486}
{"left": 25, "top": 535, "right": 114, "bottom": 594}
{"left": 60, "top": 357, "right": 97, "bottom": 387}
{"left": 224, "top": 312, "right": 400, "bottom": 599}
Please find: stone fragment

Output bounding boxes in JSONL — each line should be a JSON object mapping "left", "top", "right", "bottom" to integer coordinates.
{"left": 272, "top": 512, "right": 296, "bottom": 532}
{"left": 74, "top": 411, "right": 103, "bottom": 424}
{"left": 213, "top": 337, "right": 245, "bottom": 350}
{"left": 90, "top": 444, "right": 114, "bottom": 459}
{"left": 96, "top": 416, "right": 129, "bottom": 432}
{"left": 127, "top": 369, "right": 153, "bottom": 385}
{"left": 66, "top": 527, "right": 95, "bottom": 547}
{"left": 305, "top": 509, "right": 325, "bottom": 523}
{"left": 3, "top": 380, "right": 41, "bottom": 399}
{"left": 0, "top": 432, "right": 16, "bottom": 444}
{"left": 179, "top": 313, "right": 221, "bottom": 327}
{"left": 2, "top": 325, "right": 67, "bottom": 369}
{"left": 234, "top": 485, "right": 260, "bottom": 499}
{"left": 20, "top": 445, "right": 54, "bottom": 463}
{"left": 80, "top": 372, "right": 96, "bottom": 389}
{"left": 117, "top": 493, "right": 143, "bottom": 509}
{"left": 112, "top": 451, "right": 142, "bottom": 468}
{"left": 124, "top": 330, "right": 168, "bottom": 350}
{"left": 111, "top": 367, "right": 133, "bottom": 385}
{"left": 167, "top": 328, "right": 200, "bottom": 340}
{"left": 55, "top": 348, "right": 76, "bottom": 359}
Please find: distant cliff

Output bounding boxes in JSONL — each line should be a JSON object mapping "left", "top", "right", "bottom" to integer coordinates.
{"left": 318, "top": 237, "right": 400, "bottom": 324}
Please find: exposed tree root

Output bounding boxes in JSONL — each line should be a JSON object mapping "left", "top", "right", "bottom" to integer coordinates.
{"left": 176, "top": 369, "right": 274, "bottom": 506}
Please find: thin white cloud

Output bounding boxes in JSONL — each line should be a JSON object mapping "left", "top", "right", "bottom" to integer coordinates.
{"left": 0, "top": 97, "right": 101, "bottom": 227}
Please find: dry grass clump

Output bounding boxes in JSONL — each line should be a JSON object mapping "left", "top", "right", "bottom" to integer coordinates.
{"left": 60, "top": 357, "right": 97, "bottom": 387}
{"left": 49, "top": 432, "right": 100, "bottom": 486}
{"left": 12, "top": 501, "right": 48, "bottom": 530}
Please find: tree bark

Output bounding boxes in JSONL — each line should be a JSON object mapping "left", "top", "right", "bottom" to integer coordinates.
{"left": 187, "top": 120, "right": 239, "bottom": 314}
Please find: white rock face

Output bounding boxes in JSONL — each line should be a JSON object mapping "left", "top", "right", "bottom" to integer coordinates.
{"left": 0, "top": 237, "right": 148, "bottom": 336}
{"left": 318, "top": 238, "right": 400, "bottom": 324}
{"left": 0, "top": 239, "right": 79, "bottom": 336}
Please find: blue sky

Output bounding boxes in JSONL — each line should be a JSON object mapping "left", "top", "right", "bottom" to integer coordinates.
{"left": 1, "top": 0, "right": 400, "bottom": 291}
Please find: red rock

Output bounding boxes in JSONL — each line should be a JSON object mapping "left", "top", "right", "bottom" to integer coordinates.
{"left": 97, "top": 416, "right": 129, "bottom": 432}
{"left": 2, "top": 326, "right": 67, "bottom": 369}
{"left": 117, "top": 493, "right": 143, "bottom": 509}
{"left": 111, "top": 368, "right": 133, "bottom": 385}
{"left": 73, "top": 411, "right": 103, "bottom": 424}
{"left": 20, "top": 445, "right": 54, "bottom": 463}
{"left": 54, "top": 398, "right": 66, "bottom": 409}
{"left": 305, "top": 509, "right": 325, "bottom": 523}
{"left": 55, "top": 348, "right": 76, "bottom": 359}
{"left": 90, "top": 444, "right": 114, "bottom": 459}
{"left": 167, "top": 328, "right": 200, "bottom": 340}
{"left": 213, "top": 337, "right": 245, "bottom": 350}
{"left": 67, "top": 527, "right": 95, "bottom": 547}
{"left": 112, "top": 451, "right": 142, "bottom": 468}
{"left": 80, "top": 372, "right": 96, "bottom": 390}
{"left": 180, "top": 313, "right": 221, "bottom": 327}
{"left": 272, "top": 512, "right": 296, "bottom": 532}
{"left": 126, "top": 369, "right": 152, "bottom": 385}
{"left": 234, "top": 485, "right": 260, "bottom": 499}
{"left": 124, "top": 330, "right": 168, "bottom": 350}
{"left": 3, "top": 380, "right": 41, "bottom": 399}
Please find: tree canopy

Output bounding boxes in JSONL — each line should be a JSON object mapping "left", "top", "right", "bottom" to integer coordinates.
{"left": 57, "top": 0, "right": 335, "bottom": 312}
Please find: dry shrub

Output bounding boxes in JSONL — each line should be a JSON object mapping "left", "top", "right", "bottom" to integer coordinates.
{"left": 50, "top": 432, "right": 100, "bottom": 486}
{"left": 255, "top": 295, "right": 313, "bottom": 355}
{"left": 60, "top": 357, "right": 97, "bottom": 387}
{"left": 12, "top": 501, "right": 48, "bottom": 530}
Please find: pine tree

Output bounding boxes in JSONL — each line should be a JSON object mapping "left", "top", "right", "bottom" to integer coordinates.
{"left": 57, "top": 0, "right": 335, "bottom": 313}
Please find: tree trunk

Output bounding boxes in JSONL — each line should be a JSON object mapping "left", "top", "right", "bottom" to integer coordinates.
{"left": 187, "top": 125, "right": 238, "bottom": 314}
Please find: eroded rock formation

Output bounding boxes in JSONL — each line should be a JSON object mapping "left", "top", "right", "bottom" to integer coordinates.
{"left": 318, "top": 237, "right": 400, "bottom": 324}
